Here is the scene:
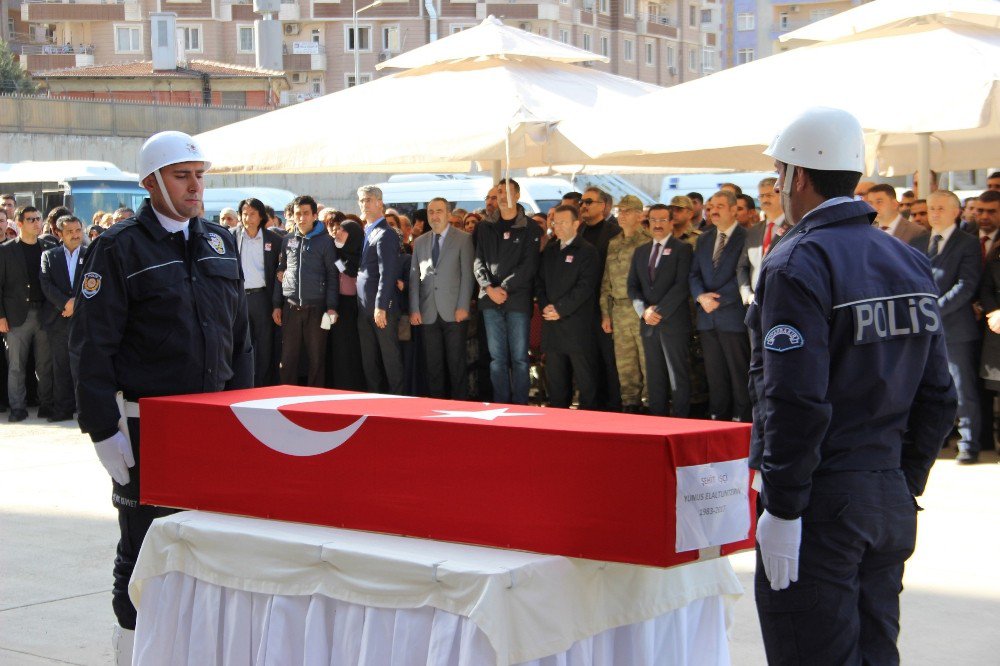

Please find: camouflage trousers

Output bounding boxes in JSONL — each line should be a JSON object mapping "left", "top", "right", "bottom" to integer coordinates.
{"left": 611, "top": 301, "right": 647, "bottom": 406}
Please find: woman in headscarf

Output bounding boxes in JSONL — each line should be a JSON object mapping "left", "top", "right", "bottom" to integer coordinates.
{"left": 326, "top": 216, "right": 367, "bottom": 390}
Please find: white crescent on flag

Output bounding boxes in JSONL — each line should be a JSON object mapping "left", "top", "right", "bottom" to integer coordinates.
{"left": 230, "top": 393, "right": 412, "bottom": 456}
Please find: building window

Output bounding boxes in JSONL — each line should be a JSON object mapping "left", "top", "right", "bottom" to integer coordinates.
{"left": 345, "top": 25, "right": 372, "bottom": 52}
{"left": 450, "top": 24, "right": 476, "bottom": 33}
{"left": 559, "top": 29, "right": 569, "bottom": 44}
{"left": 237, "top": 25, "right": 255, "bottom": 53}
{"left": 623, "top": 0, "right": 634, "bottom": 17}
{"left": 779, "top": 12, "right": 789, "bottom": 30}
{"left": 810, "top": 9, "right": 835, "bottom": 22}
{"left": 701, "top": 9, "right": 712, "bottom": 23}
{"left": 220, "top": 91, "right": 247, "bottom": 106}
{"left": 311, "top": 28, "right": 321, "bottom": 44}
{"left": 688, "top": 48, "right": 697, "bottom": 71}
{"left": 312, "top": 81, "right": 323, "bottom": 95}
{"left": 600, "top": 35, "right": 609, "bottom": 57}
{"left": 737, "top": 12, "right": 754, "bottom": 31}
{"left": 346, "top": 73, "right": 372, "bottom": 87}
{"left": 737, "top": 48, "right": 754, "bottom": 64}
{"left": 666, "top": 45, "right": 675, "bottom": 68}
{"left": 623, "top": 39, "right": 633, "bottom": 62}
{"left": 689, "top": 4, "right": 697, "bottom": 27}
{"left": 598, "top": 0, "right": 609, "bottom": 14}
{"left": 114, "top": 25, "right": 142, "bottom": 54}
{"left": 383, "top": 25, "right": 400, "bottom": 51}
{"left": 179, "top": 26, "right": 202, "bottom": 53}
{"left": 645, "top": 42, "right": 653, "bottom": 66}
{"left": 583, "top": 33, "right": 592, "bottom": 51}
{"left": 702, "top": 48, "right": 714, "bottom": 71}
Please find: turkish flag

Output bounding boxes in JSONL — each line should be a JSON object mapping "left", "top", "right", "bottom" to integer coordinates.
{"left": 141, "top": 387, "right": 754, "bottom": 568}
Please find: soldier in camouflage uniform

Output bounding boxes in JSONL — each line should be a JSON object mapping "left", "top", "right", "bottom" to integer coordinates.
{"left": 600, "top": 195, "right": 651, "bottom": 413}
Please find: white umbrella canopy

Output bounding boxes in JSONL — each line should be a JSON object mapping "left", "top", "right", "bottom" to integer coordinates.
{"left": 377, "top": 16, "right": 607, "bottom": 71}
{"left": 196, "top": 57, "right": 661, "bottom": 174}
{"left": 780, "top": 0, "right": 1000, "bottom": 43}
{"left": 559, "top": 21, "right": 1000, "bottom": 175}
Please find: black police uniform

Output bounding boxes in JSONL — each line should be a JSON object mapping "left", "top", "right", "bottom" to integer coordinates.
{"left": 746, "top": 198, "right": 957, "bottom": 665}
{"left": 69, "top": 199, "right": 253, "bottom": 629}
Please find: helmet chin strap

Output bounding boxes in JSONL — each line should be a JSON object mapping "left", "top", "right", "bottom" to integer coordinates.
{"left": 781, "top": 162, "right": 795, "bottom": 197}
{"left": 153, "top": 169, "right": 185, "bottom": 220}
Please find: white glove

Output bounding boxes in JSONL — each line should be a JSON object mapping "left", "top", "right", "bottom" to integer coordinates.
{"left": 756, "top": 509, "right": 802, "bottom": 591}
{"left": 93, "top": 431, "right": 135, "bottom": 486}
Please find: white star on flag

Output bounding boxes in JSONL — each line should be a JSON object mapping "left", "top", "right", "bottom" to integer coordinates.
{"left": 426, "top": 407, "right": 541, "bottom": 421}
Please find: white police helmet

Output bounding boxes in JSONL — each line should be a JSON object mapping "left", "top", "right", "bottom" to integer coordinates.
{"left": 137, "top": 131, "right": 211, "bottom": 181}
{"left": 763, "top": 107, "right": 865, "bottom": 174}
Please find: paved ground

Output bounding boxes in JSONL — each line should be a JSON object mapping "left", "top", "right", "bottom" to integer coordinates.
{"left": 1, "top": 416, "right": 998, "bottom": 665}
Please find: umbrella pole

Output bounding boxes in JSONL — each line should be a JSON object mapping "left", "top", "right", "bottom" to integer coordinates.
{"left": 490, "top": 160, "right": 501, "bottom": 185}
{"left": 917, "top": 132, "right": 931, "bottom": 199}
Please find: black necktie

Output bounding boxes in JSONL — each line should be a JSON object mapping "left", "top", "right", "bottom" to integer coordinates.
{"left": 432, "top": 233, "right": 441, "bottom": 266}
{"left": 648, "top": 242, "right": 660, "bottom": 281}
{"left": 928, "top": 234, "right": 942, "bottom": 259}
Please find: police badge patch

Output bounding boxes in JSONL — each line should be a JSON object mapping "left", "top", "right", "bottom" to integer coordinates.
{"left": 206, "top": 233, "right": 226, "bottom": 255}
{"left": 81, "top": 272, "right": 102, "bottom": 299}
{"left": 764, "top": 324, "right": 804, "bottom": 352}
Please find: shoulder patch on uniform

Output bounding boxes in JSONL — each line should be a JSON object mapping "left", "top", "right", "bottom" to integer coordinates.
{"left": 81, "top": 272, "right": 102, "bottom": 299}
{"left": 206, "top": 232, "right": 226, "bottom": 255}
{"left": 764, "top": 324, "right": 804, "bottom": 352}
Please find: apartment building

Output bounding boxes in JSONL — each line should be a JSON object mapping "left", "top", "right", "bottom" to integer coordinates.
{"left": 7, "top": 0, "right": 722, "bottom": 104}
{"left": 722, "top": 0, "right": 867, "bottom": 68}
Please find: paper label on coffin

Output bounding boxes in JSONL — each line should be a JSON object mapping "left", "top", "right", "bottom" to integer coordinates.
{"left": 140, "top": 387, "right": 755, "bottom": 568}
{"left": 675, "top": 459, "right": 751, "bottom": 552}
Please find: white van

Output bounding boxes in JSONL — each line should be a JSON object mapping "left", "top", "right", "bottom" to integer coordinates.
{"left": 202, "top": 187, "right": 297, "bottom": 224}
{"left": 376, "top": 174, "right": 574, "bottom": 217}
{"left": 660, "top": 172, "right": 778, "bottom": 206}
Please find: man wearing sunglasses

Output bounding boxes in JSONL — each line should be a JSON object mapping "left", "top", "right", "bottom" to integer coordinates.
{"left": 0, "top": 206, "right": 58, "bottom": 422}
{"left": 580, "top": 187, "right": 622, "bottom": 411}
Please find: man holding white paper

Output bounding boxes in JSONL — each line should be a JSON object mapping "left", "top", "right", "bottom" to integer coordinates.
{"left": 272, "top": 194, "right": 339, "bottom": 387}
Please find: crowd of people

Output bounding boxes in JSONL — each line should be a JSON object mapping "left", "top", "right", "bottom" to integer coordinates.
{"left": 2, "top": 171, "right": 1000, "bottom": 459}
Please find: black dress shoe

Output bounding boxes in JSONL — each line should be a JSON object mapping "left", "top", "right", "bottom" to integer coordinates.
{"left": 956, "top": 451, "right": 980, "bottom": 465}
{"left": 36, "top": 406, "right": 54, "bottom": 419}
{"left": 8, "top": 409, "right": 28, "bottom": 423}
{"left": 46, "top": 412, "right": 74, "bottom": 423}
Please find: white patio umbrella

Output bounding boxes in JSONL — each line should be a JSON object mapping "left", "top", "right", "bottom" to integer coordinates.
{"left": 196, "top": 17, "right": 660, "bottom": 176}
{"left": 779, "top": 0, "right": 1000, "bottom": 43}
{"left": 559, "top": 7, "right": 1000, "bottom": 183}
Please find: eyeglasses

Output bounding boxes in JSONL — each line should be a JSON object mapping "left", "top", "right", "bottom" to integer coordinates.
{"left": 580, "top": 199, "right": 597, "bottom": 206}
{"left": 23, "top": 216, "right": 42, "bottom": 222}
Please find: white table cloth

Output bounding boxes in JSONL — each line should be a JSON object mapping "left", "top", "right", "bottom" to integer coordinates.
{"left": 130, "top": 512, "right": 743, "bottom": 666}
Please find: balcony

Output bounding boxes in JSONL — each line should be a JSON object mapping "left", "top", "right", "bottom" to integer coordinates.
{"left": 282, "top": 44, "right": 327, "bottom": 72}
{"left": 486, "top": 4, "right": 538, "bottom": 19}
{"left": 637, "top": 13, "right": 677, "bottom": 38}
{"left": 279, "top": 0, "right": 300, "bottom": 21}
{"left": 19, "top": 44, "right": 96, "bottom": 73}
{"left": 21, "top": 0, "right": 128, "bottom": 23}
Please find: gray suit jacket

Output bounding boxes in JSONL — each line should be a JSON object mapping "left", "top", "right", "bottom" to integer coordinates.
{"left": 409, "top": 227, "right": 475, "bottom": 324}
{"left": 889, "top": 217, "right": 929, "bottom": 244}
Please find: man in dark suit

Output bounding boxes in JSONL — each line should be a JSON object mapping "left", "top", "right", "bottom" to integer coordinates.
{"left": 0, "top": 206, "right": 57, "bottom": 422}
{"left": 579, "top": 186, "right": 623, "bottom": 411}
{"left": 39, "top": 214, "right": 86, "bottom": 421}
{"left": 536, "top": 205, "right": 601, "bottom": 409}
{"left": 234, "top": 197, "right": 282, "bottom": 387}
{"left": 689, "top": 191, "right": 751, "bottom": 421}
{"left": 356, "top": 185, "right": 404, "bottom": 394}
{"left": 913, "top": 190, "right": 983, "bottom": 463}
{"left": 409, "top": 197, "right": 474, "bottom": 399}
{"left": 627, "top": 204, "right": 693, "bottom": 416}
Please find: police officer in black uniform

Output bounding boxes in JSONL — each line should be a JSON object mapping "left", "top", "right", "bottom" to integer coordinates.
{"left": 69, "top": 131, "right": 253, "bottom": 665}
{"left": 747, "top": 108, "right": 957, "bottom": 665}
